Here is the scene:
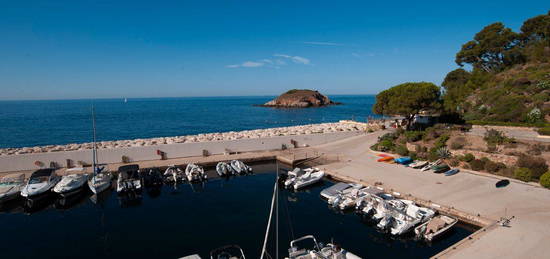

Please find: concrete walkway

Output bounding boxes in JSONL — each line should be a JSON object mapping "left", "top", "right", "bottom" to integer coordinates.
{"left": 312, "top": 131, "right": 550, "bottom": 259}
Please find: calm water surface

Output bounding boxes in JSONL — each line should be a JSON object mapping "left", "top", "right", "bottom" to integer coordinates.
{"left": 0, "top": 95, "right": 377, "bottom": 148}
{"left": 0, "top": 162, "right": 474, "bottom": 259}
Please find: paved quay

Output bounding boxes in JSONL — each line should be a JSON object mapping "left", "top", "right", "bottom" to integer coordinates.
{"left": 310, "top": 131, "right": 550, "bottom": 259}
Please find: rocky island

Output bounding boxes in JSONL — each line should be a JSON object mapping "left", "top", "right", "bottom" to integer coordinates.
{"left": 261, "top": 89, "right": 341, "bottom": 108}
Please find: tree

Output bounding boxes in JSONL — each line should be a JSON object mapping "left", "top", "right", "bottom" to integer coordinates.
{"left": 455, "top": 22, "right": 520, "bottom": 72}
{"left": 373, "top": 82, "right": 441, "bottom": 129}
{"left": 520, "top": 12, "right": 550, "bottom": 44}
{"left": 441, "top": 68, "right": 472, "bottom": 112}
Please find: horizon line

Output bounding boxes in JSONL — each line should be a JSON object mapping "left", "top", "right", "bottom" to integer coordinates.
{"left": 0, "top": 93, "right": 377, "bottom": 102}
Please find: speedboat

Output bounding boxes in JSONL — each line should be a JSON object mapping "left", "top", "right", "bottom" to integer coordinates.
{"left": 230, "top": 160, "right": 252, "bottom": 174}
{"left": 286, "top": 235, "right": 361, "bottom": 259}
{"left": 143, "top": 168, "right": 164, "bottom": 187}
{"left": 88, "top": 166, "right": 111, "bottom": 194}
{"left": 293, "top": 169, "right": 325, "bottom": 190}
{"left": 53, "top": 167, "right": 89, "bottom": 196}
{"left": 216, "top": 162, "right": 234, "bottom": 177}
{"left": 116, "top": 164, "right": 142, "bottom": 193}
{"left": 0, "top": 173, "right": 25, "bottom": 203}
{"left": 321, "top": 182, "right": 355, "bottom": 200}
{"left": 164, "top": 165, "right": 184, "bottom": 182}
{"left": 390, "top": 202, "right": 435, "bottom": 235}
{"left": 284, "top": 168, "right": 304, "bottom": 189}
{"left": 415, "top": 215, "right": 458, "bottom": 241}
{"left": 21, "top": 168, "right": 61, "bottom": 198}
{"left": 185, "top": 163, "right": 207, "bottom": 182}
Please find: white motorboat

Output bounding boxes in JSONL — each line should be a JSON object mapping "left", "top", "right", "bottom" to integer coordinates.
{"left": 21, "top": 168, "right": 61, "bottom": 197}
{"left": 116, "top": 164, "right": 142, "bottom": 193}
{"left": 230, "top": 160, "right": 252, "bottom": 174}
{"left": 415, "top": 215, "right": 458, "bottom": 241}
{"left": 321, "top": 182, "right": 358, "bottom": 200}
{"left": 284, "top": 168, "right": 304, "bottom": 188}
{"left": 377, "top": 213, "right": 394, "bottom": 230}
{"left": 53, "top": 167, "right": 89, "bottom": 196}
{"left": 409, "top": 160, "right": 428, "bottom": 169}
{"left": 0, "top": 173, "right": 25, "bottom": 203}
{"left": 185, "top": 163, "right": 207, "bottom": 182}
{"left": 293, "top": 169, "right": 325, "bottom": 190}
{"left": 216, "top": 162, "right": 234, "bottom": 177}
{"left": 164, "top": 165, "right": 184, "bottom": 182}
{"left": 286, "top": 235, "right": 362, "bottom": 259}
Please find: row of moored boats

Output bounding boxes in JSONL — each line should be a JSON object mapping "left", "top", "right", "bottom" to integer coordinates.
{"left": 378, "top": 155, "right": 460, "bottom": 176}
{"left": 321, "top": 182, "right": 458, "bottom": 241}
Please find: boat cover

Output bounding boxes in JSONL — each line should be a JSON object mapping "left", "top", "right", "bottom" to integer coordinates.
{"left": 30, "top": 168, "right": 55, "bottom": 178}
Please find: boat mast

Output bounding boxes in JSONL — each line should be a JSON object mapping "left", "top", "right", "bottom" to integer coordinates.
{"left": 92, "top": 105, "right": 97, "bottom": 176}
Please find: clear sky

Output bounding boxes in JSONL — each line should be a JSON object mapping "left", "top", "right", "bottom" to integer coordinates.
{"left": 0, "top": 1, "right": 548, "bottom": 100}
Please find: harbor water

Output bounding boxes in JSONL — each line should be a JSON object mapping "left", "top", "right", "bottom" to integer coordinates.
{"left": 0, "top": 95, "right": 377, "bottom": 148}
{"left": 0, "top": 162, "right": 475, "bottom": 258}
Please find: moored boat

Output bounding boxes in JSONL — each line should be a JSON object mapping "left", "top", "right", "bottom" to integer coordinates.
{"left": 0, "top": 173, "right": 25, "bottom": 203}
{"left": 21, "top": 168, "right": 61, "bottom": 198}
{"left": 185, "top": 163, "right": 207, "bottom": 182}
{"left": 432, "top": 164, "right": 450, "bottom": 174}
{"left": 420, "top": 159, "right": 441, "bottom": 172}
{"left": 230, "top": 160, "right": 252, "bottom": 174}
{"left": 116, "top": 164, "right": 142, "bottom": 193}
{"left": 415, "top": 215, "right": 458, "bottom": 241}
{"left": 53, "top": 167, "right": 89, "bottom": 196}
{"left": 444, "top": 168, "right": 460, "bottom": 176}
{"left": 164, "top": 165, "right": 184, "bottom": 182}
{"left": 293, "top": 169, "right": 324, "bottom": 190}
{"left": 216, "top": 162, "right": 234, "bottom": 177}
{"left": 286, "top": 235, "right": 362, "bottom": 259}
{"left": 409, "top": 160, "right": 428, "bottom": 169}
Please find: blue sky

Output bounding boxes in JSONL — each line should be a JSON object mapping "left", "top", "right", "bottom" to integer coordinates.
{"left": 0, "top": 1, "right": 548, "bottom": 100}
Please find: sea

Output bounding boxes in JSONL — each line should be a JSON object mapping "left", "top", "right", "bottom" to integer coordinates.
{"left": 0, "top": 95, "right": 378, "bottom": 149}
{"left": 0, "top": 162, "right": 476, "bottom": 258}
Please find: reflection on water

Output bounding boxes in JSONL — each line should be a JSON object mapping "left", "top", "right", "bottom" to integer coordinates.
{"left": 0, "top": 161, "right": 475, "bottom": 259}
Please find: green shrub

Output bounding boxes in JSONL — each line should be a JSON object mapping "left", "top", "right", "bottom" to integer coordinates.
{"left": 468, "top": 120, "right": 549, "bottom": 128}
{"left": 470, "top": 159, "right": 485, "bottom": 171}
{"left": 405, "top": 131, "right": 424, "bottom": 142}
{"left": 516, "top": 155, "right": 549, "bottom": 180}
{"left": 450, "top": 141, "right": 465, "bottom": 150}
{"left": 538, "top": 127, "right": 550, "bottom": 136}
{"left": 427, "top": 151, "right": 440, "bottom": 161}
{"left": 539, "top": 171, "right": 550, "bottom": 188}
{"left": 434, "top": 134, "right": 450, "bottom": 149}
{"left": 379, "top": 133, "right": 397, "bottom": 142}
{"left": 395, "top": 128, "right": 405, "bottom": 136}
{"left": 448, "top": 158, "right": 459, "bottom": 167}
{"left": 377, "top": 139, "right": 395, "bottom": 152}
{"left": 514, "top": 167, "right": 533, "bottom": 182}
{"left": 463, "top": 153, "right": 475, "bottom": 162}
{"left": 484, "top": 160, "right": 500, "bottom": 173}
{"left": 409, "top": 152, "right": 418, "bottom": 160}
{"left": 395, "top": 145, "right": 409, "bottom": 156}
{"left": 436, "top": 147, "right": 451, "bottom": 159}
{"left": 483, "top": 129, "right": 514, "bottom": 146}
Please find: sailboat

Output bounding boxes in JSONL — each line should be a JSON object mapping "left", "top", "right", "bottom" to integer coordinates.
{"left": 87, "top": 106, "right": 112, "bottom": 194}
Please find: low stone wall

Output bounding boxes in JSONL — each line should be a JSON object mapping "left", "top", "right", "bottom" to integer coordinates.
{"left": 0, "top": 130, "right": 363, "bottom": 173}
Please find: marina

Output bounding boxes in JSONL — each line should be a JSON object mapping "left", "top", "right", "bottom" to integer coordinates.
{"left": 0, "top": 160, "right": 476, "bottom": 259}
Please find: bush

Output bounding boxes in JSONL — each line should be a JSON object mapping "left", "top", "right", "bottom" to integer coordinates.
{"left": 516, "top": 155, "right": 549, "bottom": 180}
{"left": 514, "top": 167, "right": 533, "bottom": 182}
{"left": 450, "top": 141, "right": 465, "bottom": 150}
{"left": 540, "top": 172, "right": 550, "bottom": 188}
{"left": 434, "top": 134, "right": 450, "bottom": 149}
{"left": 395, "top": 145, "right": 409, "bottom": 156}
{"left": 379, "top": 133, "right": 397, "bottom": 142}
{"left": 484, "top": 129, "right": 514, "bottom": 146}
{"left": 377, "top": 139, "right": 395, "bottom": 152}
{"left": 409, "top": 152, "right": 418, "bottom": 160}
{"left": 538, "top": 127, "right": 550, "bottom": 136}
{"left": 436, "top": 147, "right": 451, "bottom": 159}
{"left": 462, "top": 153, "right": 475, "bottom": 162}
{"left": 470, "top": 159, "right": 485, "bottom": 171}
{"left": 448, "top": 158, "right": 459, "bottom": 167}
{"left": 427, "top": 151, "right": 440, "bottom": 162}
{"left": 484, "top": 160, "right": 500, "bottom": 173}
{"left": 527, "top": 144, "right": 544, "bottom": 156}
{"left": 404, "top": 131, "right": 424, "bottom": 142}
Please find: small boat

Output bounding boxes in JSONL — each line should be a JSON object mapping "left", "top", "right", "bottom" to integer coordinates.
{"left": 432, "top": 164, "right": 450, "bottom": 174}
{"left": 88, "top": 166, "right": 111, "bottom": 194}
{"left": 143, "top": 168, "right": 164, "bottom": 187}
{"left": 210, "top": 245, "right": 246, "bottom": 259}
{"left": 53, "top": 167, "right": 89, "bottom": 196}
{"left": 21, "top": 168, "right": 61, "bottom": 198}
{"left": 116, "top": 164, "right": 142, "bottom": 193}
{"left": 164, "top": 165, "right": 184, "bottom": 182}
{"left": 377, "top": 154, "right": 389, "bottom": 157}
{"left": 216, "top": 162, "right": 234, "bottom": 177}
{"left": 420, "top": 159, "right": 441, "bottom": 172}
{"left": 284, "top": 168, "right": 304, "bottom": 189}
{"left": 444, "top": 169, "right": 460, "bottom": 176}
{"left": 0, "top": 173, "right": 25, "bottom": 203}
{"left": 287, "top": 235, "right": 362, "bottom": 259}
{"left": 409, "top": 161, "right": 428, "bottom": 169}
{"left": 230, "top": 160, "right": 252, "bottom": 174}
{"left": 496, "top": 179, "right": 510, "bottom": 188}
{"left": 377, "top": 156, "right": 394, "bottom": 162}
{"left": 394, "top": 157, "right": 412, "bottom": 165}
{"left": 415, "top": 215, "right": 458, "bottom": 241}
{"left": 185, "top": 163, "right": 207, "bottom": 182}
{"left": 320, "top": 182, "right": 360, "bottom": 200}
{"left": 293, "top": 169, "right": 325, "bottom": 190}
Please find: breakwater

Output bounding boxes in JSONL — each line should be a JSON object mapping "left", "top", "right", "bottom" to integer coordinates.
{"left": 0, "top": 122, "right": 379, "bottom": 173}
